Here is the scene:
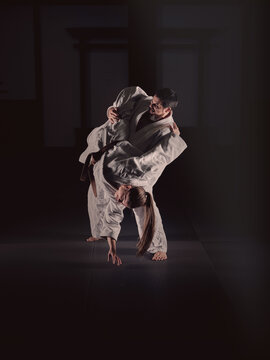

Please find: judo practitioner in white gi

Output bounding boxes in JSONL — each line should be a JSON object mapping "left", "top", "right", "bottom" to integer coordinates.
{"left": 79, "top": 86, "right": 187, "bottom": 264}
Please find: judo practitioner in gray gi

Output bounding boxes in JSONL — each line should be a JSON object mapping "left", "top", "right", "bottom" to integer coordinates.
{"left": 79, "top": 86, "right": 187, "bottom": 265}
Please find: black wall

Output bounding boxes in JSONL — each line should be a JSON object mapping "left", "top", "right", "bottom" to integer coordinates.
{"left": 0, "top": 0, "right": 269, "bottom": 241}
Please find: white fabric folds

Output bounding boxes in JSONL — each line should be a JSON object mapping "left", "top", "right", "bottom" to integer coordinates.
{"left": 79, "top": 86, "right": 187, "bottom": 253}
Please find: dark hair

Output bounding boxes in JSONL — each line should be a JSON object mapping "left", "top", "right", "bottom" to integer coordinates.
{"left": 126, "top": 187, "right": 155, "bottom": 255}
{"left": 155, "top": 88, "right": 178, "bottom": 108}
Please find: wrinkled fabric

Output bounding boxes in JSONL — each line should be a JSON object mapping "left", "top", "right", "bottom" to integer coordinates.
{"left": 79, "top": 86, "right": 187, "bottom": 253}
{"left": 88, "top": 154, "right": 125, "bottom": 241}
{"left": 105, "top": 134, "right": 187, "bottom": 188}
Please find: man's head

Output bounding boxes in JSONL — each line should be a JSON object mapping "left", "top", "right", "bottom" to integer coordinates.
{"left": 149, "top": 88, "right": 178, "bottom": 122}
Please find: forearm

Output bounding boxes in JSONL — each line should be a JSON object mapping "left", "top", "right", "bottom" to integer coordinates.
{"left": 107, "top": 237, "right": 122, "bottom": 265}
{"left": 107, "top": 237, "right": 117, "bottom": 252}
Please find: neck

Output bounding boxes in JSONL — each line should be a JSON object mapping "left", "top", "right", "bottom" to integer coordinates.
{"left": 150, "top": 111, "right": 170, "bottom": 122}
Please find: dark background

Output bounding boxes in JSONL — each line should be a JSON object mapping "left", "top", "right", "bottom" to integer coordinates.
{"left": 0, "top": 0, "right": 269, "bottom": 358}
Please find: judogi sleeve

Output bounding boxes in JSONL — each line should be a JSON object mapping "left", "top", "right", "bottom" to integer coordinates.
{"left": 110, "top": 133, "right": 187, "bottom": 187}
{"left": 106, "top": 86, "right": 148, "bottom": 119}
{"left": 100, "top": 199, "right": 125, "bottom": 241}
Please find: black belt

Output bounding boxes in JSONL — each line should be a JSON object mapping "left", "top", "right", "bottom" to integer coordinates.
{"left": 80, "top": 141, "right": 119, "bottom": 197}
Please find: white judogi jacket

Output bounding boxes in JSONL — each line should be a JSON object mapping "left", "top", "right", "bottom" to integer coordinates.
{"left": 79, "top": 86, "right": 187, "bottom": 253}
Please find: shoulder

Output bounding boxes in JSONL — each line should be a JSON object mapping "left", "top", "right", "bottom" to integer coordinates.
{"left": 115, "top": 86, "right": 150, "bottom": 111}
{"left": 119, "top": 86, "right": 148, "bottom": 99}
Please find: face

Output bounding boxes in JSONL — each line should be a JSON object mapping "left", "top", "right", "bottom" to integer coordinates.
{"left": 149, "top": 95, "right": 171, "bottom": 121}
{"left": 114, "top": 185, "right": 132, "bottom": 207}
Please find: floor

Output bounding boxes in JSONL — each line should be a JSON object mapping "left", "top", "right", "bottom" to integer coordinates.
{"left": 0, "top": 149, "right": 269, "bottom": 359}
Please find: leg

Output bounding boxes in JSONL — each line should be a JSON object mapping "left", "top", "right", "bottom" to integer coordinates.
{"left": 132, "top": 193, "right": 168, "bottom": 261}
{"left": 87, "top": 183, "right": 104, "bottom": 240}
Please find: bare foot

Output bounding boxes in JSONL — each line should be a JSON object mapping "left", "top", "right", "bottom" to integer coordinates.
{"left": 86, "top": 236, "right": 100, "bottom": 242}
{"left": 152, "top": 251, "right": 167, "bottom": 261}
